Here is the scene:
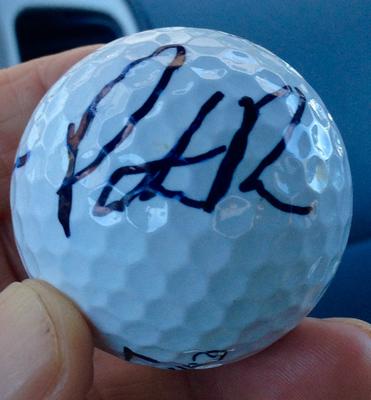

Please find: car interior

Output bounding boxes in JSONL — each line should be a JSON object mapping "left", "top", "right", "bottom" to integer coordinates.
{"left": 0, "top": 0, "right": 369, "bottom": 322}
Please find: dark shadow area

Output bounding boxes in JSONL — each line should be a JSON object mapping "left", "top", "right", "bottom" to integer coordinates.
{"left": 16, "top": 7, "right": 123, "bottom": 61}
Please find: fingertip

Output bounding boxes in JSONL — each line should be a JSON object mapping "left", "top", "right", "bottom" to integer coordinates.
{"left": 0, "top": 280, "right": 94, "bottom": 400}
{"left": 322, "top": 317, "right": 371, "bottom": 339}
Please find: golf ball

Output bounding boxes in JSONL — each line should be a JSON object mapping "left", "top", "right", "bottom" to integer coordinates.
{"left": 11, "top": 27, "right": 352, "bottom": 369}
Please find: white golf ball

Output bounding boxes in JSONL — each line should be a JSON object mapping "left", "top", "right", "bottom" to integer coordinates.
{"left": 11, "top": 27, "right": 352, "bottom": 369}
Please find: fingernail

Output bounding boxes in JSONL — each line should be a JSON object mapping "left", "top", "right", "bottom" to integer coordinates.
{"left": 0, "top": 282, "right": 60, "bottom": 399}
{"left": 324, "top": 317, "right": 371, "bottom": 339}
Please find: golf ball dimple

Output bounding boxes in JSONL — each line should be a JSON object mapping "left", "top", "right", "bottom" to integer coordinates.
{"left": 11, "top": 27, "right": 352, "bottom": 370}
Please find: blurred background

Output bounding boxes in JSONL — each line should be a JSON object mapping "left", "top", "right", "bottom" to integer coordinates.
{"left": 0, "top": 0, "right": 369, "bottom": 321}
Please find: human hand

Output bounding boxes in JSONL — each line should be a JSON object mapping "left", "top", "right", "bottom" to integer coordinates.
{"left": 0, "top": 47, "right": 370, "bottom": 400}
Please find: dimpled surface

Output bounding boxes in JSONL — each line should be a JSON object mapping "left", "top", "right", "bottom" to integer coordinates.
{"left": 11, "top": 27, "right": 352, "bottom": 369}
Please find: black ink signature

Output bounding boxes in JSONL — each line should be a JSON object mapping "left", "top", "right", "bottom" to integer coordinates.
{"left": 123, "top": 346, "right": 228, "bottom": 370}
{"left": 38, "top": 44, "right": 310, "bottom": 237}
{"left": 14, "top": 151, "right": 30, "bottom": 169}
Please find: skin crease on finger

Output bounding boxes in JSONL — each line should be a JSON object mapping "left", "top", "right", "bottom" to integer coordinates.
{"left": 0, "top": 47, "right": 370, "bottom": 400}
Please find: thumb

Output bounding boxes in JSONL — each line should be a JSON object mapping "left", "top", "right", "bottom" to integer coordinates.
{"left": 0, "top": 279, "right": 94, "bottom": 400}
